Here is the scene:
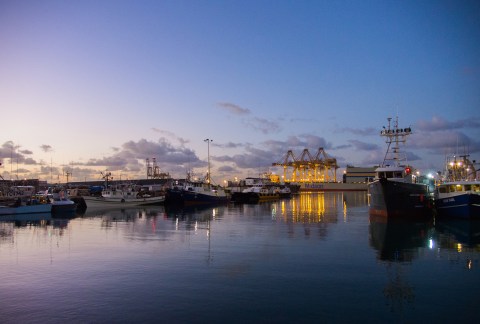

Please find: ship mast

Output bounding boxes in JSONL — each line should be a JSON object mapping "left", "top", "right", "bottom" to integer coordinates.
{"left": 204, "top": 138, "right": 212, "bottom": 184}
{"left": 380, "top": 117, "right": 412, "bottom": 168}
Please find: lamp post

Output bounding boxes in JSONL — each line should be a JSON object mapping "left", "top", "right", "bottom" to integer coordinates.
{"left": 204, "top": 138, "right": 212, "bottom": 184}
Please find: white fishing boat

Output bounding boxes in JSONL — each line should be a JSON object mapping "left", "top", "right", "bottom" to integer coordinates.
{"left": 83, "top": 183, "right": 165, "bottom": 209}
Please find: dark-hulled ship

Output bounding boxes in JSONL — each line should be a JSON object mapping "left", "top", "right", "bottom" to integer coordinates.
{"left": 368, "top": 117, "right": 433, "bottom": 218}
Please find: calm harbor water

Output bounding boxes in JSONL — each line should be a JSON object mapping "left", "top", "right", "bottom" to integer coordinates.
{"left": 1, "top": 192, "right": 479, "bottom": 323}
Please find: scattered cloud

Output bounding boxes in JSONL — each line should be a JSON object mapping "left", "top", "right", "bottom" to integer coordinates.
{"left": 348, "top": 140, "right": 379, "bottom": 151}
{"left": 217, "top": 102, "right": 251, "bottom": 115}
{"left": 416, "top": 116, "right": 480, "bottom": 132}
{"left": 408, "top": 130, "right": 480, "bottom": 154}
{"left": 215, "top": 148, "right": 273, "bottom": 169}
{"left": 213, "top": 142, "right": 245, "bottom": 149}
{"left": 151, "top": 128, "right": 189, "bottom": 146}
{"left": 40, "top": 144, "right": 53, "bottom": 152}
{"left": 71, "top": 138, "right": 203, "bottom": 177}
{"left": 244, "top": 117, "right": 281, "bottom": 134}
{"left": 334, "top": 144, "right": 352, "bottom": 150}
{"left": 217, "top": 165, "right": 236, "bottom": 172}
{"left": 336, "top": 127, "right": 377, "bottom": 136}
{"left": 0, "top": 141, "right": 38, "bottom": 166}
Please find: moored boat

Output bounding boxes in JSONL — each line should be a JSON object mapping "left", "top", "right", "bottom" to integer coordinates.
{"left": 45, "top": 187, "right": 77, "bottom": 214}
{"left": 83, "top": 183, "right": 165, "bottom": 209}
{"left": 0, "top": 195, "right": 51, "bottom": 215}
{"left": 165, "top": 140, "right": 229, "bottom": 207}
{"left": 368, "top": 117, "right": 433, "bottom": 218}
{"left": 0, "top": 185, "right": 52, "bottom": 215}
{"left": 165, "top": 179, "right": 229, "bottom": 206}
{"left": 231, "top": 185, "right": 280, "bottom": 204}
{"left": 434, "top": 154, "right": 479, "bottom": 218}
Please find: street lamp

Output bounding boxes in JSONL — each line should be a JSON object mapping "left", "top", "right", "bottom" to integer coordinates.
{"left": 204, "top": 138, "right": 213, "bottom": 184}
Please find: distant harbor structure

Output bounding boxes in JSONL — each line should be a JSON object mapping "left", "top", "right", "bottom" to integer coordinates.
{"left": 271, "top": 148, "right": 375, "bottom": 191}
{"left": 146, "top": 158, "right": 171, "bottom": 179}
{"left": 272, "top": 148, "right": 338, "bottom": 183}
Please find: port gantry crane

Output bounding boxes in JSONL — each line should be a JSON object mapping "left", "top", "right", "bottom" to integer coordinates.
{"left": 146, "top": 158, "right": 171, "bottom": 179}
{"left": 272, "top": 148, "right": 338, "bottom": 183}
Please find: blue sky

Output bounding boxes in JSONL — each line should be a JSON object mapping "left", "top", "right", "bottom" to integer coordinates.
{"left": 1, "top": 0, "right": 479, "bottom": 184}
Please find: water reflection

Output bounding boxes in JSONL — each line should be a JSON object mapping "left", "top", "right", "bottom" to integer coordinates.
{"left": 369, "top": 215, "right": 434, "bottom": 315}
{"left": 369, "top": 216, "right": 433, "bottom": 262}
{"left": 434, "top": 219, "right": 480, "bottom": 270}
{"left": 270, "top": 191, "right": 367, "bottom": 223}
{"left": 435, "top": 219, "right": 480, "bottom": 247}
{"left": 0, "top": 213, "right": 52, "bottom": 225}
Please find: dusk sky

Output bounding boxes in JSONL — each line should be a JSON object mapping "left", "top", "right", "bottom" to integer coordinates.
{"left": 1, "top": 0, "right": 479, "bottom": 184}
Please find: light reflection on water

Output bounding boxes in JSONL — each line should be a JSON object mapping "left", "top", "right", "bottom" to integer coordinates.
{"left": 0, "top": 192, "right": 479, "bottom": 323}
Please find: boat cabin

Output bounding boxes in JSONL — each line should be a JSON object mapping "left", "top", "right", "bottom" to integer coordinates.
{"left": 375, "top": 166, "right": 417, "bottom": 183}
{"left": 437, "top": 182, "right": 480, "bottom": 194}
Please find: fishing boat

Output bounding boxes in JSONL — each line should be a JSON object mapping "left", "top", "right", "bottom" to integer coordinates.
{"left": 165, "top": 139, "right": 229, "bottom": 206}
{"left": 231, "top": 185, "right": 280, "bottom": 204}
{"left": 44, "top": 187, "right": 77, "bottom": 214}
{"left": 166, "top": 179, "right": 229, "bottom": 206}
{"left": 83, "top": 183, "right": 165, "bottom": 209}
{"left": 0, "top": 189, "right": 51, "bottom": 216}
{"left": 368, "top": 117, "right": 432, "bottom": 218}
{"left": 435, "top": 154, "right": 479, "bottom": 218}
{"left": 0, "top": 185, "right": 51, "bottom": 215}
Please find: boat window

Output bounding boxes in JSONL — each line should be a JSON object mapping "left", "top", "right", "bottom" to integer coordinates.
{"left": 448, "top": 185, "right": 456, "bottom": 193}
{"left": 438, "top": 186, "right": 447, "bottom": 193}
{"left": 455, "top": 184, "right": 463, "bottom": 192}
{"left": 386, "top": 172, "right": 394, "bottom": 178}
{"left": 473, "top": 184, "right": 480, "bottom": 192}
{"left": 464, "top": 185, "right": 472, "bottom": 191}
{"left": 394, "top": 172, "right": 403, "bottom": 178}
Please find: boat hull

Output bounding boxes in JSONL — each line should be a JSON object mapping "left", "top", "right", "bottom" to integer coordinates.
{"left": 166, "top": 189, "right": 228, "bottom": 206}
{"left": 51, "top": 201, "right": 77, "bottom": 214}
{"left": 0, "top": 203, "right": 52, "bottom": 215}
{"left": 231, "top": 192, "right": 281, "bottom": 204}
{"left": 435, "top": 193, "right": 480, "bottom": 219}
{"left": 368, "top": 178, "right": 432, "bottom": 218}
{"left": 231, "top": 192, "right": 260, "bottom": 204}
{"left": 83, "top": 196, "right": 165, "bottom": 209}
{"left": 181, "top": 191, "right": 229, "bottom": 206}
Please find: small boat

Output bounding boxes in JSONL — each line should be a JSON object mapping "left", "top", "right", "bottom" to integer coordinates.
{"left": 368, "top": 117, "right": 433, "bottom": 218}
{"left": 0, "top": 197, "right": 51, "bottom": 215}
{"left": 83, "top": 183, "right": 165, "bottom": 209}
{"left": 166, "top": 179, "right": 229, "bottom": 206}
{"left": 44, "top": 187, "right": 77, "bottom": 214}
{"left": 166, "top": 140, "right": 229, "bottom": 207}
{"left": 231, "top": 185, "right": 280, "bottom": 203}
{"left": 278, "top": 186, "right": 292, "bottom": 199}
{"left": 0, "top": 185, "right": 52, "bottom": 215}
{"left": 435, "top": 154, "right": 479, "bottom": 218}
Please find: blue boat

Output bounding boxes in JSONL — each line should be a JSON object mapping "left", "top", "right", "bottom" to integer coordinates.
{"left": 435, "top": 154, "right": 479, "bottom": 219}
{"left": 435, "top": 181, "right": 480, "bottom": 218}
